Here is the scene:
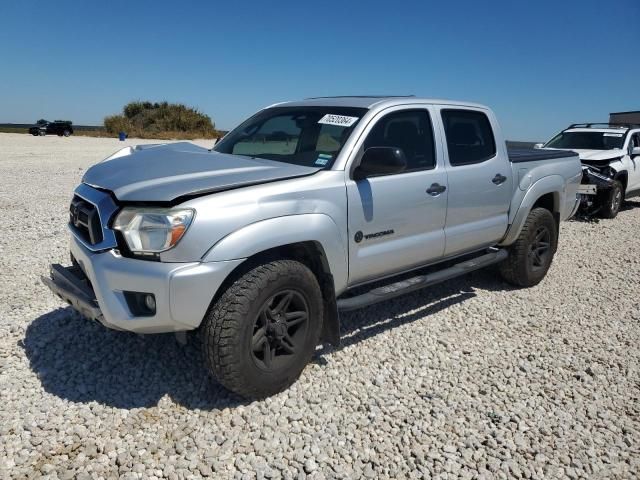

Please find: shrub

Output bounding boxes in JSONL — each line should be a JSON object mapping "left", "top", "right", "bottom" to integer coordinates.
{"left": 104, "top": 101, "right": 216, "bottom": 139}
{"left": 104, "top": 115, "right": 132, "bottom": 134}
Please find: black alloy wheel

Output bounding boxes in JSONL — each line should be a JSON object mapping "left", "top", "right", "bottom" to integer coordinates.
{"left": 528, "top": 225, "right": 551, "bottom": 272}
{"left": 251, "top": 290, "right": 309, "bottom": 371}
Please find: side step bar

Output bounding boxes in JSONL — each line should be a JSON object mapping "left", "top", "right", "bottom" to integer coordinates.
{"left": 337, "top": 249, "right": 508, "bottom": 312}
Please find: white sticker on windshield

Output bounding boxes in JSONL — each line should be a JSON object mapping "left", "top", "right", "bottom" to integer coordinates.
{"left": 318, "top": 114, "right": 359, "bottom": 127}
{"left": 604, "top": 133, "right": 623, "bottom": 137}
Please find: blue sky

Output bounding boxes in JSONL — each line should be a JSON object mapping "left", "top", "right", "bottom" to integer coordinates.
{"left": 1, "top": 0, "right": 638, "bottom": 140}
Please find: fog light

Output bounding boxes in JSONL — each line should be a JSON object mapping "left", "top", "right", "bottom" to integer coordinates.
{"left": 144, "top": 294, "right": 156, "bottom": 312}
{"left": 123, "top": 291, "right": 156, "bottom": 316}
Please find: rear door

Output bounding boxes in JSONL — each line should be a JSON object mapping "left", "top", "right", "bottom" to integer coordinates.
{"left": 438, "top": 108, "right": 512, "bottom": 256}
{"left": 346, "top": 106, "right": 448, "bottom": 285}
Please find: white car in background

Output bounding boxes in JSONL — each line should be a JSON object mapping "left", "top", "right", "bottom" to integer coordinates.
{"left": 538, "top": 123, "right": 640, "bottom": 218}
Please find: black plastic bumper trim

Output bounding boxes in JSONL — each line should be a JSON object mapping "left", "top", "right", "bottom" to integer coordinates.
{"left": 41, "top": 264, "right": 103, "bottom": 322}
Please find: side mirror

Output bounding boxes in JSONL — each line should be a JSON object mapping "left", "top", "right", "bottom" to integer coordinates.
{"left": 354, "top": 147, "right": 407, "bottom": 180}
{"left": 632, "top": 147, "right": 640, "bottom": 157}
{"left": 533, "top": 143, "right": 545, "bottom": 149}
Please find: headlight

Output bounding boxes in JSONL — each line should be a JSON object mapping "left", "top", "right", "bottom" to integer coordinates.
{"left": 112, "top": 207, "right": 194, "bottom": 253}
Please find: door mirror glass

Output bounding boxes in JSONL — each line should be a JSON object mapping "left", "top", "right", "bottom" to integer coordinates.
{"left": 533, "top": 143, "right": 544, "bottom": 149}
{"left": 354, "top": 147, "right": 407, "bottom": 179}
{"left": 632, "top": 147, "right": 640, "bottom": 156}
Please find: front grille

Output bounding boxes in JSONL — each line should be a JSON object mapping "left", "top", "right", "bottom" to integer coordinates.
{"left": 69, "top": 195, "right": 103, "bottom": 245}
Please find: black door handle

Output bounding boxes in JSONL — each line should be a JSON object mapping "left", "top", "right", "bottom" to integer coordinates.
{"left": 492, "top": 173, "right": 507, "bottom": 185}
{"left": 426, "top": 183, "right": 447, "bottom": 196}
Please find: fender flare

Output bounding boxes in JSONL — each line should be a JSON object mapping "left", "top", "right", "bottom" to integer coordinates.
{"left": 614, "top": 170, "right": 628, "bottom": 190}
{"left": 202, "top": 214, "right": 349, "bottom": 293}
{"left": 500, "top": 175, "right": 563, "bottom": 246}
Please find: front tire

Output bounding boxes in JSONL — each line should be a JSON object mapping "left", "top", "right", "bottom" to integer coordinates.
{"left": 598, "top": 180, "right": 623, "bottom": 219}
{"left": 63, "top": 130, "right": 71, "bottom": 137}
{"left": 499, "top": 207, "right": 558, "bottom": 287}
{"left": 201, "top": 259, "right": 323, "bottom": 399}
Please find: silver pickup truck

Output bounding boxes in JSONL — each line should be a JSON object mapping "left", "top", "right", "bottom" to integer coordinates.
{"left": 43, "top": 96, "right": 581, "bottom": 398}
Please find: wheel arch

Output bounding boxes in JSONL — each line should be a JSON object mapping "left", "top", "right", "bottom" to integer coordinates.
{"left": 501, "top": 175, "right": 563, "bottom": 246}
{"left": 531, "top": 192, "right": 560, "bottom": 233}
{"left": 205, "top": 240, "right": 341, "bottom": 347}
{"left": 202, "top": 214, "right": 347, "bottom": 346}
{"left": 615, "top": 170, "right": 628, "bottom": 194}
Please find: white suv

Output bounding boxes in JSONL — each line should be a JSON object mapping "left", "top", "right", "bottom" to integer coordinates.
{"left": 539, "top": 123, "right": 640, "bottom": 218}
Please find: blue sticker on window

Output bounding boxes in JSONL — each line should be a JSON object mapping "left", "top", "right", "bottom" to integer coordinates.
{"left": 315, "top": 153, "right": 332, "bottom": 166}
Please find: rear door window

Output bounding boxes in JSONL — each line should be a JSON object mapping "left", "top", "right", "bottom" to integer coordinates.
{"left": 441, "top": 109, "right": 496, "bottom": 166}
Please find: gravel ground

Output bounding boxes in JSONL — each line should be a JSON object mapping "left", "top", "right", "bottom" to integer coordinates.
{"left": 0, "top": 132, "right": 639, "bottom": 479}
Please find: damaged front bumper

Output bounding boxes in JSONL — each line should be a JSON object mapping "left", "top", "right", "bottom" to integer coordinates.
{"left": 581, "top": 167, "right": 615, "bottom": 193}
{"left": 41, "top": 234, "right": 245, "bottom": 333}
{"left": 577, "top": 166, "right": 615, "bottom": 213}
{"left": 42, "top": 264, "right": 104, "bottom": 324}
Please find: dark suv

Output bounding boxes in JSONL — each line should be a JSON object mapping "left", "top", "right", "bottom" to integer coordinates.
{"left": 29, "top": 120, "right": 73, "bottom": 137}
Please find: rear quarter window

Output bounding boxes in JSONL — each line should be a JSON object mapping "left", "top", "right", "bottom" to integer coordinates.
{"left": 442, "top": 109, "right": 496, "bottom": 166}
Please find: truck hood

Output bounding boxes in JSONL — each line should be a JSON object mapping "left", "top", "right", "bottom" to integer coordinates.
{"left": 547, "top": 148, "right": 624, "bottom": 162}
{"left": 82, "top": 142, "right": 320, "bottom": 202}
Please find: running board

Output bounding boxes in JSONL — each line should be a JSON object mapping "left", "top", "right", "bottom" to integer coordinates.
{"left": 337, "top": 249, "right": 508, "bottom": 312}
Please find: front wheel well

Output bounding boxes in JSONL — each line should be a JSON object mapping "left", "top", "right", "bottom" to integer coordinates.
{"left": 206, "top": 241, "right": 340, "bottom": 346}
{"left": 615, "top": 171, "right": 628, "bottom": 193}
{"left": 241, "top": 241, "right": 332, "bottom": 283}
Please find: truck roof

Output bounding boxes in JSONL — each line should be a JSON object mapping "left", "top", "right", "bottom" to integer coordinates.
{"left": 268, "top": 96, "right": 489, "bottom": 110}
{"left": 565, "top": 123, "right": 640, "bottom": 132}
{"left": 565, "top": 128, "right": 629, "bottom": 134}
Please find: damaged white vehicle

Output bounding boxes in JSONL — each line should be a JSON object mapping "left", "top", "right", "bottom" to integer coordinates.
{"left": 539, "top": 123, "right": 640, "bottom": 218}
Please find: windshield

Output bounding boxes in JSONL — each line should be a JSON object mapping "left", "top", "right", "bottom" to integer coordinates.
{"left": 545, "top": 131, "right": 626, "bottom": 150}
{"left": 214, "top": 106, "right": 367, "bottom": 168}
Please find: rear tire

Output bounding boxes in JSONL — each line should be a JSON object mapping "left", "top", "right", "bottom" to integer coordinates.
{"left": 63, "top": 130, "right": 71, "bottom": 137}
{"left": 201, "top": 259, "right": 323, "bottom": 399}
{"left": 598, "top": 180, "right": 623, "bottom": 219}
{"left": 499, "top": 208, "right": 557, "bottom": 287}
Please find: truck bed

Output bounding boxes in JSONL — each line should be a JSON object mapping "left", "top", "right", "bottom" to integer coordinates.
{"left": 508, "top": 148, "right": 577, "bottom": 163}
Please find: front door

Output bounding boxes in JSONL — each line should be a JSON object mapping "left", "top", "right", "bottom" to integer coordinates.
{"left": 346, "top": 107, "right": 448, "bottom": 285}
